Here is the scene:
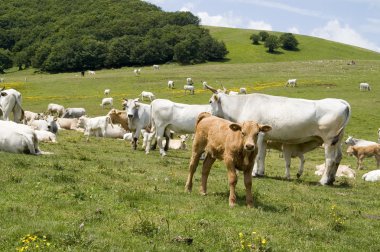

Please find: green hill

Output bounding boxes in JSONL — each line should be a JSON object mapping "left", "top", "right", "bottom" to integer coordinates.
{"left": 206, "top": 26, "right": 380, "bottom": 63}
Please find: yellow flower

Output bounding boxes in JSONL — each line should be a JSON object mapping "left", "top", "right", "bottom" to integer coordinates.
{"left": 252, "top": 231, "right": 257, "bottom": 235}
{"left": 239, "top": 232, "right": 244, "bottom": 238}
{"left": 261, "top": 239, "right": 267, "bottom": 244}
{"left": 46, "top": 243, "right": 51, "bottom": 247}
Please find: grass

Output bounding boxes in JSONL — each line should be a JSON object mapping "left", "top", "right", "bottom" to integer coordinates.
{"left": 1, "top": 27, "right": 380, "bottom": 251}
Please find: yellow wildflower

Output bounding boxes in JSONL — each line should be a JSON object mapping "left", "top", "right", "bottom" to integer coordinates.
{"left": 239, "top": 232, "right": 244, "bottom": 238}
{"left": 262, "top": 238, "right": 267, "bottom": 244}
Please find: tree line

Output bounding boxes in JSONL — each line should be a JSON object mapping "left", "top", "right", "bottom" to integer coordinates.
{"left": 0, "top": 0, "right": 228, "bottom": 73}
{"left": 250, "top": 31, "right": 299, "bottom": 53}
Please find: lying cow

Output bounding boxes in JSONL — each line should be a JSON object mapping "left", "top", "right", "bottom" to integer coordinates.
{"left": 315, "top": 163, "right": 356, "bottom": 178}
{"left": 47, "top": 103, "right": 65, "bottom": 117}
{"left": 62, "top": 108, "right": 86, "bottom": 118}
{"left": 347, "top": 144, "right": 380, "bottom": 170}
{"left": 23, "top": 111, "right": 44, "bottom": 125}
{"left": 77, "top": 115, "right": 113, "bottom": 141}
{"left": 34, "top": 130, "right": 57, "bottom": 143}
{"left": 89, "top": 124, "right": 126, "bottom": 139}
{"left": 104, "top": 89, "right": 110, "bottom": 96}
{"left": 185, "top": 112, "right": 272, "bottom": 207}
{"left": 57, "top": 118, "right": 80, "bottom": 131}
{"left": 162, "top": 135, "right": 188, "bottom": 150}
{"left": 30, "top": 116, "right": 58, "bottom": 134}
{"left": 362, "top": 170, "right": 380, "bottom": 182}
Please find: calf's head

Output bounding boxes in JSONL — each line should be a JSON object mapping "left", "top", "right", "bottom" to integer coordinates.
{"left": 229, "top": 121, "right": 272, "bottom": 152}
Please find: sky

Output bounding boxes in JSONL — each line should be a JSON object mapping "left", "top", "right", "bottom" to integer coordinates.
{"left": 144, "top": 0, "right": 380, "bottom": 53}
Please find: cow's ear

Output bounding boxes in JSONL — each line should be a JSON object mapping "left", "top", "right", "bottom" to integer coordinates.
{"left": 0, "top": 92, "right": 7, "bottom": 96}
{"left": 259, "top": 124, "right": 272, "bottom": 133}
{"left": 213, "top": 94, "right": 219, "bottom": 102}
{"left": 229, "top": 123, "right": 242, "bottom": 132}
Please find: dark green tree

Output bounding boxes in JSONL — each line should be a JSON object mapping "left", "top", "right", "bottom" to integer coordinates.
{"left": 259, "top": 31, "right": 270, "bottom": 41}
{"left": 264, "top": 35, "right": 280, "bottom": 53}
{"left": 279, "top": 33, "right": 299, "bottom": 50}
{"left": 0, "top": 49, "right": 13, "bottom": 73}
{"left": 13, "top": 51, "right": 28, "bottom": 70}
{"left": 250, "top": 34, "right": 260, "bottom": 44}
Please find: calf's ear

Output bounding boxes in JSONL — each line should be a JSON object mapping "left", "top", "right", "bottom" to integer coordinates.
{"left": 229, "top": 123, "right": 242, "bottom": 132}
{"left": 259, "top": 124, "right": 272, "bottom": 133}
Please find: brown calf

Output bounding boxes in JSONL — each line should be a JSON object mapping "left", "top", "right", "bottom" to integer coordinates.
{"left": 346, "top": 144, "right": 380, "bottom": 170}
{"left": 107, "top": 109, "right": 129, "bottom": 131}
{"left": 185, "top": 112, "right": 272, "bottom": 207}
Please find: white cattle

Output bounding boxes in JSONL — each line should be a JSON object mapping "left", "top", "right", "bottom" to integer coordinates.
{"left": 34, "top": 130, "right": 57, "bottom": 143}
{"left": 30, "top": 116, "right": 58, "bottom": 134}
{"left": 62, "top": 108, "right": 86, "bottom": 118}
{"left": 153, "top": 64, "right": 160, "bottom": 70}
{"left": 286, "top": 79, "right": 297, "bottom": 87}
{"left": 123, "top": 132, "right": 133, "bottom": 141}
{"left": 88, "top": 70, "right": 96, "bottom": 76}
{"left": 228, "top": 91, "right": 239, "bottom": 95}
{"left": 362, "top": 170, "right": 380, "bottom": 182}
{"left": 92, "top": 124, "right": 126, "bottom": 139}
{"left": 205, "top": 84, "right": 351, "bottom": 185}
{"left": 47, "top": 103, "right": 65, "bottom": 117}
{"left": 100, "top": 97, "right": 113, "bottom": 109}
{"left": 77, "top": 115, "right": 113, "bottom": 141}
{"left": 150, "top": 99, "right": 210, "bottom": 156}
{"left": 140, "top": 91, "right": 155, "bottom": 101}
{"left": 359, "top": 82, "right": 371, "bottom": 91}
{"left": 239, "top": 87, "right": 247, "bottom": 94}
{"left": 184, "top": 85, "right": 194, "bottom": 95}
{"left": 104, "top": 89, "right": 110, "bottom": 96}
{"left": 0, "top": 88, "right": 24, "bottom": 123}
{"left": 162, "top": 135, "right": 188, "bottom": 150}
{"left": 23, "top": 111, "right": 44, "bottom": 125}
{"left": 315, "top": 163, "right": 356, "bottom": 178}
{"left": 344, "top": 136, "right": 377, "bottom": 147}
{"left": 134, "top": 68, "right": 141, "bottom": 76}
{"left": 57, "top": 118, "right": 80, "bottom": 131}
{"left": 168, "top": 80, "right": 174, "bottom": 89}
{"left": 0, "top": 121, "right": 41, "bottom": 155}
{"left": 186, "top": 77, "right": 193, "bottom": 85}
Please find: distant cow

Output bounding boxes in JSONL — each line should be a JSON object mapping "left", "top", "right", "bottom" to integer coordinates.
{"left": 228, "top": 91, "right": 239, "bottom": 95}
{"left": 35, "top": 130, "right": 57, "bottom": 143}
{"left": 77, "top": 115, "right": 113, "bottom": 141}
{"left": 168, "top": 80, "right": 174, "bottom": 89}
{"left": 134, "top": 68, "right": 141, "bottom": 76}
{"left": 100, "top": 97, "right": 113, "bottom": 109}
{"left": 30, "top": 116, "right": 58, "bottom": 134}
{"left": 239, "top": 87, "right": 247, "bottom": 94}
{"left": 362, "top": 170, "right": 380, "bottom": 182}
{"left": 286, "top": 79, "right": 297, "bottom": 87}
{"left": 378, "top": 128, "right": 380, "bottom": 143}
{"left": 153, "top": 64, "right": 160, "bottom": 70}
{"left": 140, "top": 91, "right": 155, "bottom": 101}
{"left": 57, "top": 118, "right": 80, "bottom": 131}
{"left": 62, "top": 108, "right": 86, "bottom": 118}
{"left": 347, "top": 144, "right": 380, "bottom": 170}
{"left": 185, "top": 112, "right": 271, "bottom": 207}
{"left": 184, "top": 85, "right": 194, "bottom": 95}
{"left": 186, "top": 77, "right": 193, "bottom": 85}
{"left": 345, "top": 136, "right": 378, "bottom": 147}
{"left": 359, "top": 82, "right": 371, "bottom": 91}
{"left": 47, "top": 103, "right": 65, "bottom": 117}
{"left": 23, "top": 111, "right": 44, "bottom": 125}
{"left": 88, "top": 70, "right": 96, "bottom": 76}
{"left": 104, "top": 89, "right": 110, "bottom": 96}
{"left": 315, "top": 163, "right": 356, "bottom": 178}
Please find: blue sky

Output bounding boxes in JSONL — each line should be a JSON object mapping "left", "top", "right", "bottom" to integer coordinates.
{"left": 144, "top": 0, "right": 380, "bottom": 53}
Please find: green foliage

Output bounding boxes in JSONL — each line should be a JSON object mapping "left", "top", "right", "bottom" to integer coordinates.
{"left": 0, "top": 48, "right": 13, "bottom": 73}
{"left": 264, "top": 35, "right": 280, "bottom": 53}
{"left": 279, "top": 33, "right": 299, "bottom": 51}
{"left": 250, "top": 34, "right": 260, "bottom": 45}
{"left": 259, "top": 31, "right": 270, "bottom": 41}
{"left": 0, "top": 0, "right": 227, "bottom": 72}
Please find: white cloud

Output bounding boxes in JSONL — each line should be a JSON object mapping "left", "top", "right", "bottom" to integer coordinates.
{"left": 197, "top": 11, "right": 243, "bottom": 28}
{"left": 288, "top": 27, "right": 300, "bottom": 34}
{"left": 247, "top": 21, "right": 272, "bottom": 31}
{"left": 311, "top": 20, "right": 380, "bottom": 52}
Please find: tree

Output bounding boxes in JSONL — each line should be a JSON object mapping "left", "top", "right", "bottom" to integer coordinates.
{"left": 264, "top": 35, "right": 280, "bottom": 53}
{"left": 13, "top": 51, "right": 28, "bottom": 70}
{"left": 0, "top": 49, "right": 13, "bottom": 73}
{"left": 259, "top": 31, "right": 269, "bottom": 41}
{"left": 280, "top": 33, "right": 299, "bottom": 50}
{"left": 250, "top": 34, "right": 260, "bottom": 44}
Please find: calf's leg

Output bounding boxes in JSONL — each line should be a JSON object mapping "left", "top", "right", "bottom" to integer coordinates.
{"left": 200, "top": 154, "right": 216, "bottom": 195}
{"left": 185, "top": 151, "right": 203, "bottom": 192}
{"left": 243, "top": 168, "right": 254, "bottom": 208}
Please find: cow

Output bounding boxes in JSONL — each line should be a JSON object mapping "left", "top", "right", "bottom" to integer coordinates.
{"left": 205, "top": 84, "right": 351, "bottom": 185}
{"left": 228, "top": 91, "right": 239, "bottom": 95}
{"left": 153, "top": 64, "right": 160, "bottom": 70}
{"left": 107, "top": 109, "right": 129, "bottom": 131}
{"left": 140, "top": 91, "right": 155, "bottom": 101}
{"left": 186, "top": 77, "right": 193, "bottom": 85}
{"left": 239, "top": 87, "right": 247, "bottom": 94}
{"left": 88, "top": 70, "right": 96, "bottom": 76}
{"left": 94, "top": 124, "right": 126, "bottom": 139}
{"left": 34, "top": 130, "right": 57, "bottom": 143}
{"left": 162, "top": 134, "right": 188, "bottom": 150}
{"left": 56, "top": 118, "right": 80, "bottom": 131}
{"left": 30, "top": 116, "right": 58, "bottom": 134}
{"left": 344, "top": 136, "right": 377, "bottom": 147}
{"left": 134, "top": 68, "right": 141, "bottom": 76}
{"left": 362, "top": 170, "right": 380, "bottom": 182}
{"left": 315, "top": 163, "right": 356, "bottom": 178}
{"left": 100, "top": 97, "right": 113, "bottom": 109}
{"left": 77, "top": 115, "right": 113, "bottom": 141}
{"left": 168, "top": 80, "right": 174, "bottom": 89}
{"left": 47, "top": 103, "right": 65, "bottom": 117}
{"left": 0, "top": 87, "right": 24, "bottom": 123}
{"left": 184, "top": 85, "right": 194, "bottom": 95}
{"left": 23, "top": 111, "right": 44, "bottom": 125}
{"left": 149, "top": 99, "right": 211, "bottom": 156}
{"left": 0, "top": 120, "right": 42, "bottom": 155}
{"left": 346, "top": 144, "right": 380, "bottom": 170}
{"left": 104, "top": 89, "right": 110, "bottom": 96}
{"left": 62, "top": 108, "right": 86, "bottom": 118}
{"left": 185, "top": 112, "right": 272, "bottom": 207}
{"left": 359, "top": 82, "right": 371, "bottom": 91}
{"left": 286, "top": 79, "right": 297, "bottom": 87}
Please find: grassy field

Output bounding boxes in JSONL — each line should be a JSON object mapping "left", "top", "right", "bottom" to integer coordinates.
{"left": 1, "top": 27, "right": 380, "bottom": 252}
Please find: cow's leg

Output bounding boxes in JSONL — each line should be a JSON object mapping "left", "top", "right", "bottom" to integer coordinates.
{"left": 185, "top": 151, "right": 203, "bottom": 192}
{"left": 163, "top": 128, "right": 170, "bottom": 151}
{"left": 243, "top": 167, "right": 254, "bottom": 207}
{"left": 297, "top": 154, "right": 305, "bottom": 178}
{"left": 376, "top": 155, "right": 380, "bottom": 169}
{"left": 200, "top": 154, "right": 216, "bottom": 195}
{"left": 145, "top": 132, "right": 155, "bottom": 154}
{"left": 226, "top": 163, "right": 238, "bottom": 207}
{"left": 358, "top": 155, "right": 364, "bottom": 170}
{"left": 320, "top": 142, "right": 342, "bottom": 185}
{"left": 283, "top": 148, "right": 292, "bottom": 180}
{"left": 156, "top": 127, "right": 167, "bottom": 156}
{"left": 252, "top": 133, "right": 266, "bottom": 176}
{"left": 132, "top": 130, "right": 140, "bottom": 150}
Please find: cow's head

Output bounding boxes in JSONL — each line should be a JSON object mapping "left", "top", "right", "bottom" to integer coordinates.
{"left": 124, "top": 98, "right": 140, "bottom": 119}
{"left": 344, "top": 136, "right": 354, "bottom": 145}
{"left": 229, "top": 121, "right": 272, "bottom": 152}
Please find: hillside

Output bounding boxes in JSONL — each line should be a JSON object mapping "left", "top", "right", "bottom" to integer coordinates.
{"left": 206, "top": 26, "right": 380, "bottom": 63}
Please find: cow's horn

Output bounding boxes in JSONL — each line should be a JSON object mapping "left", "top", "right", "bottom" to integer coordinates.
{"left": 0, "top": 86, "right": 5, "bottom": 92}
{"left": 204, "top": 84, "right": 218, "bottom": 94}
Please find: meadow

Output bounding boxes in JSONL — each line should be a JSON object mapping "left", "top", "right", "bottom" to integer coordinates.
{"left": 1, "top": 28, "right": 380, "bottom": 251}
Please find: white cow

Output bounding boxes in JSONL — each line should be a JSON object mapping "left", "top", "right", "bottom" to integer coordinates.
{"left": 162, "top": 135, "right": 188, "bottom": 150}
{"left": 362, "top": 170, "right": 380, "bottom": 182}
{"left": 100, "top": 97, "right": 113, "bottom": 109}
{"left": 315, "top": 163, "right": 356, "bottom": 178}
{"left": 0, "top": 120, "right": 41, "bottom": 155}
{"left": 88, "top": 70, "right": 96, "bottom": 76}
{"left": 286, "top": 79, "right": 297, "bottom": 87}
{"left": 239, "top": 87, "right": 247, "bottom": 94}
{"left": 62, "top": 108, "right": 86, "bottom": 118}
{"left": 153, "top": 64, "right": 160, "bottom": 70}
{"left": 90, "top": 124, "right": 126, "bottom": 139}
{"left": 359, "top": 82, "right": 371, "bottom": 91}
{"left": 186, "top": 77, "right": 193, "bottom": 85}
{"left": 104, "top": 89, "right": 110, "bottom": 96}
{"left": 77, "top": 115, "right": 113, "bottom": 141}
{"left": 205, "top": 84, "right": 351, "bottom": 185}
{"left": 150, "top": 99, "right": 210, "bottom": 156}
{"left": 30, "top": 116, "right": 58, "bottom": 134}
{"left": 168, "top": 80, "right": 174, "bottom": 89}
{"left": 228, "top": 91, "right": 239, "bottom": 95}
{"left": 140, "top": 91, "right": 155, "bottom": 101}
{"left": 23, "top": 111, "right": 44, "bottom": 125}
{"left": 344, "top": 136, "right": 377, "bottom": 147}
{"left": 34, "top": 130, "right": 57, "bottom": 143}
{"left": 57, "top": 118, "right": 80, "bottom": 131}
{"left": 0, "top": 88, "right": 24, "bottom": 123}
{"left": 184, "top": 85, "right": 194, "bottom": 95}
{"left": 47, "top": 103, "right": 65, "bottom": 117}
{"left": 134, "top": 68, "right": 141, "bottom": 76}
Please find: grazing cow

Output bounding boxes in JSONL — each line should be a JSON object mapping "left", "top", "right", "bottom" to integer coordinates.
{"left": 34, "top": 130, "right": 57, "bottom": 143}
{"left": 359, "top": 82, "right": 371, "bottom": 91}
{"left": 0, "top": 121, "right": 42, "bottom": 155}
{"left": 205, "top": 84, "right": 351, "bottom": 185}
{"left": 30, "top": 116, "right": 58, "bottom": 134}
{"left": 346, "top": 144, "right": 380, "bottom": 170}
{"left": 0, "top": 88, "right": 24, "bottom": 123}
{"left": 100, "top": 97, "right": 113, "bottom": 109}
{"left": 228, "top": 91, "right": 239, "bottom": 95}
{"left": 344, "top": 136, "right": 377, "bottom": 147}
{"left": 184, "top": 85, "right": 194, "bottom": 95}
{"left": 315, "top": 163, "right": 356, "bottom": 178}
{"left": 239, "top": 87, "right": 247, "bottom": 94}
{"left": 77, "top": 115, "right": 113, "bottom": 141}
{"left": 186, "top": 77, "right": 193, "bottom": 85}
{"left": 134, "top": 68, "right": 141, "bottom": 76}
{"left": 104, "top": 89, "right": 110, "bottom": 96}
{"left": 140, "top": 91, "right": 155, "bottom": 101}
{"left": 168, "top": 80, "right": 174, "bottom": 89}
{"left": 88, "top": 70, "right": 96, "bottom": 76}
{"left": 47, "top": 103, "right": 65, "bottom": 117}
{"left": 362, "top": 170, "right": 380, "bottom": 182}
{"left": 185, "top": 112, "right": 272, "bottom": 207}
{"left": 62, "top": 108, "right": 86, "bottom": 118}
{"left": 107, "top": 109, "right": 129, "bottom": 131}
{"left": 153, "top": 64, "right": 160, "bottom": 70}
{"left": 57, "top": 118, "right": 80, "bottom": 131}
{"left": 23, "top": 111, "right": 44, "bottom": 125}
{"left": 150, "top": 99, "right": 210, "bottom": 156}
{"left": 286, "top": 79, "right": 297, "bottom": 87}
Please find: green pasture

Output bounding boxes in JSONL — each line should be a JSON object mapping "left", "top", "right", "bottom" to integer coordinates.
{"left": 1, "top": 28, "right": 380, "bottom": 251}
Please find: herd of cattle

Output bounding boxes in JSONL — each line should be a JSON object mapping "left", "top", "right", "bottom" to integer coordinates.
{"left": 0, "top": 74, "right": 379, "bottom": 206}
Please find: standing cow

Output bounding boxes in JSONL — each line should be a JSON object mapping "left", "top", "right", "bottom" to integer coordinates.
{"left": 0, "top": 88, "right": 24, "bottom": 123}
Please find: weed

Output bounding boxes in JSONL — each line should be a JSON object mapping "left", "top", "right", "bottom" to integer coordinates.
{"left": 16, "top": 232, "right": 53, "bottom": 251}
{"left": 237, "top": 230, "right": 271, "bottom": 252}
{"left": 132, "top": 213, "right": 159, "bottom": 238}
{"left": 329, "top": 204, "right": 347, "bottom": 232}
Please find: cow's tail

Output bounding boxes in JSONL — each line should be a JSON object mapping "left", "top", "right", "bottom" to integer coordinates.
{"left": 331, "top": 101, "right": 351, "bottom": 146}
{"left": 196, "top": 112, "right": 212, "bottom": 127}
